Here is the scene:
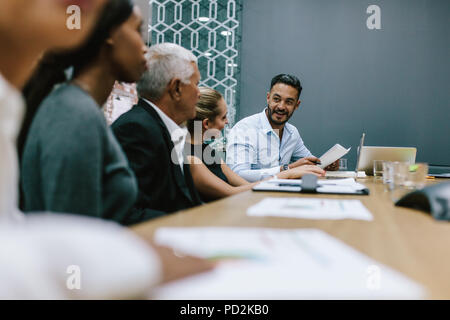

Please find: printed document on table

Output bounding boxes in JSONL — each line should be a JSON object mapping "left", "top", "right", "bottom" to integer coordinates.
{"left": 253, "top": 178, "right": 368, "bottom": 194}
{"left": 325, "top": 171, "right": 367, "bottom": 178}
{"left": 247, "top": 198, "right": 373, "bottom": 221}
{"left": 150, "top": 228, "right": 425, "bottom": 299}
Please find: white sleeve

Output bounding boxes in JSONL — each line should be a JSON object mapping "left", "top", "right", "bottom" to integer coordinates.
{"left": 231, "top": 164, "right": 281, "bottom": 183}
{"left": 0, "top": 214, "right": 161, "bottom": 299}
{"left": 291, "top": 129, "right": 313, "bottom": 162}
{"left": 226, "top": 125, "right": 281, "bottom": 182}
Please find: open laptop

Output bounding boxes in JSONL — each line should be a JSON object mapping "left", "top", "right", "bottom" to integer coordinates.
{"left": 325, "top": 133, "right": 366, "bottom": 179}
{"left": 428, "top": 173, "right": 450, "bottom": 178}
{"left": 354, "top": 132, "right": 365, "bottom": 178}
{"left": 357, "top": 146, "right": 417, "bottom": 175}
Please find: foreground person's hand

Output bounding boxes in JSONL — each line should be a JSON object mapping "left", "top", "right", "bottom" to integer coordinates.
{"left": 151, "top": 244, "right": 215, "bottom": 284}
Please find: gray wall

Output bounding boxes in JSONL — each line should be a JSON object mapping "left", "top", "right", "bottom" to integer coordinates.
{"left": 239, "top": 0, "right": 450, "bottom": 169}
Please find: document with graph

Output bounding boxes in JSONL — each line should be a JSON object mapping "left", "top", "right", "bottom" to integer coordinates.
{"left": 150, "top": 227, "right": 425, "bottom": 299}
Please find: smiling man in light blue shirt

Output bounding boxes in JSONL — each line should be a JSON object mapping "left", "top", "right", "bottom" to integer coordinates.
{"left": 227, "top": 74, "right": 336, "bottom": 182}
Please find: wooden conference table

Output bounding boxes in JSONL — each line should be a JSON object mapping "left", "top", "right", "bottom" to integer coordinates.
{"left": 132, "top": 178, "right": 450, "bottom": 299}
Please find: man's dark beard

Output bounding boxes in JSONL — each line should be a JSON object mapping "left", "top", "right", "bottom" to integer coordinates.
{"left": 266, "top": 105, "right": 293, "bottom": 126}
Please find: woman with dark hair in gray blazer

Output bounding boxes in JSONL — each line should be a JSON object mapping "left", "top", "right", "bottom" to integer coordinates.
{"left": 20, "top": 0, "right": 147, "bottom": 224}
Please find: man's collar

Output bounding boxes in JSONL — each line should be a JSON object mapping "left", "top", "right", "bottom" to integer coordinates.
{"left": 260, "top": 108, "right": 274, "bottom": 134}
{"left": 141, "top": 98, "right": 187, "bottom": 142}
{"left": 142, "top": 98, "right": 180, "bottom": 132}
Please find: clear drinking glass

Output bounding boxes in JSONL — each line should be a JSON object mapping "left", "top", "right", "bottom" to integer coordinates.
{"left": 404, "top": 163, "right": 428, "bottom": 189}
{"left": 389, "top": 162, "right": 428, "bottom": 202}
{"left": 390, "top": 162, "right": 410, "bottom": 202}
{"left": 373, "top": 160, "right": 384, "bottom": 180}
{"left": 339, "top": 158, "right": 348, "bottom": 171}
{"left": 382, "top": 161, "right": 394, "bottom": 191}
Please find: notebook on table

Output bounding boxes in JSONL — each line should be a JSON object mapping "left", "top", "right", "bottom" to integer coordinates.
{"left": 253, "top": 175, "right": 369, "bottom": 195}
{"left": 429, "top": 173, "right": 450, "bottom": 178}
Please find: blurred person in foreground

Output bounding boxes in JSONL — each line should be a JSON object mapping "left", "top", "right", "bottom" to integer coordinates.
{"left": 0, "top": 0, "right": 212, "bottom": 299}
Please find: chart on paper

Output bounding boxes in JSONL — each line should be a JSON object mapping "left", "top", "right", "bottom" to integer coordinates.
{"left": 152, "top": 227, "right": 425, "bottom": 299}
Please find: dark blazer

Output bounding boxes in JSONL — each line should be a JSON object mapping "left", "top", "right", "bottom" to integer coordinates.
{"left": 111, "top": 98, "right": 202, "bottom": 225}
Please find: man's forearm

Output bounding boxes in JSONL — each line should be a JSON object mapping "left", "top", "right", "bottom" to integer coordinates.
{"left": 235, "top": 166, "right": 281, "bottom": 182}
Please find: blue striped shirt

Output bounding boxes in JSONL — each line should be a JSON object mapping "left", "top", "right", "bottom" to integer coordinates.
{"left": 226, "top": 109, "right": 312, "bottom": 182}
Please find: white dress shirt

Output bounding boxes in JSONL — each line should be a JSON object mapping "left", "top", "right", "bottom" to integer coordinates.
{"left": 0, "top": 74, "right": 24, "bottom": 223}
{"left": 0, "top": 215, "right": 160, "bottom": 299}
{"left": 226, "top": 108, "right": 313, "bottom": 182}
{"left": 0, "top": 72, "right": 161, "bottom": 299}
{"left": 143, "top": 98, "right": 188, "bottom": 174}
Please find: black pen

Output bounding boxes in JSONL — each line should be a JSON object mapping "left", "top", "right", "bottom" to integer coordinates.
{"left": 279, "top": 183, "right": 302, "bottom": 187}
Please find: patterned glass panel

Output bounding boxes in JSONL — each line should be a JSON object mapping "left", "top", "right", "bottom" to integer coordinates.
{"left": 148, "top": 0, "right": 242, "bottom": 127}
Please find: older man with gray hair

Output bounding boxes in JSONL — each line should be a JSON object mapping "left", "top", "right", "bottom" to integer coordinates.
{"left": 112, "top": 43, "right": 202, "bottom": 224}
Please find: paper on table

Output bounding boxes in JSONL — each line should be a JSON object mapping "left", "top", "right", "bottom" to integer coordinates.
{"left": 325, "top": 171, "right": 367, "bottom": 179}
{"left": 253, "top": 179, "right": 302, "bottom": 192}
{"left": 318, "top": 178, "right": 368, "bottom": 194}
{"left": 318, "top": 144, "right": 351, "bottom": 169}
{"left": 151, "top": 228, "right": 425, "bottom": 299}
{"left": 253, "top": 177, "right": 368, "bottom": 194}
{"left": 247, "top": 197, "right": 373, "bottom": 221}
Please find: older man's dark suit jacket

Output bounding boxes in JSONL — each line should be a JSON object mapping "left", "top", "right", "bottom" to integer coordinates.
{"left": 111, "top": 98, "right": 202, "bottom": 225}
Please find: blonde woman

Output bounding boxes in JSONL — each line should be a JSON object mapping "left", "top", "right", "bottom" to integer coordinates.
{"left": 186, "top": 87, "right": 325, "bottom": 201}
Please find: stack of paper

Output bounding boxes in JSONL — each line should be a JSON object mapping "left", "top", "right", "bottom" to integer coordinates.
{"left": 325, "top": 171, "right": 367, "bottom": 179}
{"left": 253, "top": 177, "right": 368, "bottom": 194}
{"left": 152, "top": 228, "right": 425, "bottom": 299}
{"left": 247, "top": 198, "right": 373, "bottom": 221}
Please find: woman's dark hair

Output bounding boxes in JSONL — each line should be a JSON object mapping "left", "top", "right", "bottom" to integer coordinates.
{"left": 18, "top": 0, "right": 134, "bottom": 160}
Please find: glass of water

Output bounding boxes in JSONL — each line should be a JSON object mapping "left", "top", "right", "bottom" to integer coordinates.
{"left": 390, "top": 162, "right": 410, "bottom": 202}
{"left": 382, "top": 161, "right": 394, "bottom": 191}
{"left": 373, "top": 160, "right": 384, "bottom": 180}
{"left": 339, "top": 158, "right": 348, "bottom": 171}
{"left": 404, "top": 163, "right": 428, "bottom": 190}
{"left": 389, "top": 162, "right": 428, "bottom": 202}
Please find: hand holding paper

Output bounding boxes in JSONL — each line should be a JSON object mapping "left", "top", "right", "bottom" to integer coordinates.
{"left": 318, "top": 144, "right": 351, "bottom": 169}
{"left": 289, "top": 156, "right": 322, "bottom": 168}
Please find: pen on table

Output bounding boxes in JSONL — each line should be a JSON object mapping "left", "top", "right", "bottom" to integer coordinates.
{"left": 279, "top": 183, "right": 302, "bottom": 187}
